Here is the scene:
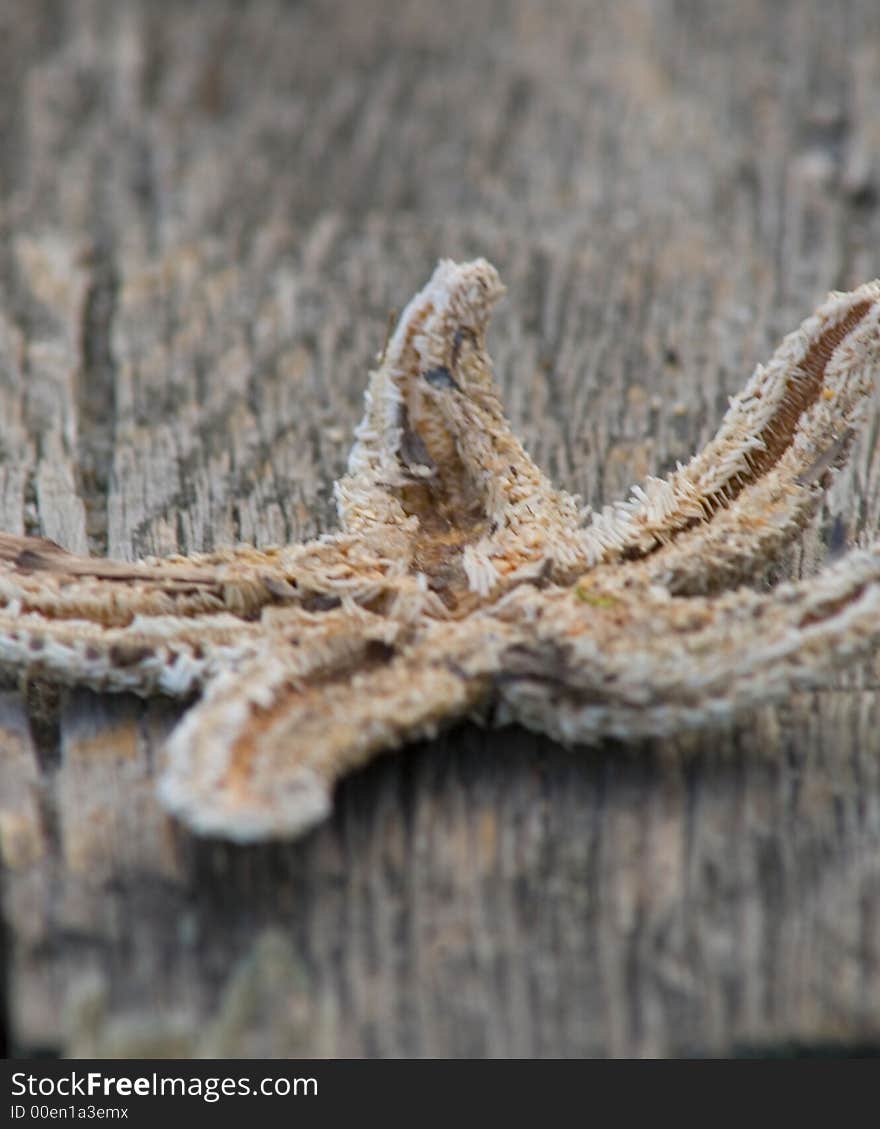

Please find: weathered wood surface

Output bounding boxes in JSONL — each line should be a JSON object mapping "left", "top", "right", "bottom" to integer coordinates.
{"left": 1, "top": 0, "right": 880, "bottom": 1057}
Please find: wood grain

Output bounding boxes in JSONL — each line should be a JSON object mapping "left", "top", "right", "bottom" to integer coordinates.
{"left": 1, "top": 0, "right": 880, "bottom": 1056}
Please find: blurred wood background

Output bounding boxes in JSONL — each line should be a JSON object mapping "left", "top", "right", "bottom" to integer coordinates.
{"left": 2, "top": 0, "right": 880, "bottom": 1058}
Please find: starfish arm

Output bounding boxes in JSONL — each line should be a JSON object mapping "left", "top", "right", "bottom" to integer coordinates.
{"left": 0, "top": 533, "right": 276, "bottom": 622}
{"left": 157, "top": 617, "right": 508, "bottom": 841}
{"left": 578, "top": 282, "right": 880, "bottom": 589}
{"left": 0, "top": 529, "right": 440, "bottom": 695}
{"left": 494, "top": 542, "right": 880, "bottom": 743}
{"left": 0, "top": 608, "right": 265, "bottom": 696}
{"left": 0, "top": 528, "right": 427, "bottom": 626}
{"left": 336, "top": 260, "right": 590, "bottom": 604}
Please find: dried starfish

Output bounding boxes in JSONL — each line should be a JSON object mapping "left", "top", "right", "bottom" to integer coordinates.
{"left": 1, "top": 259, "right": 880, "bottom": 840}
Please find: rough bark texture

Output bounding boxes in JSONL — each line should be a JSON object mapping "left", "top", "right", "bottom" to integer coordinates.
{"left": 2, "top": 0, "right": 880, "bottom": 1057}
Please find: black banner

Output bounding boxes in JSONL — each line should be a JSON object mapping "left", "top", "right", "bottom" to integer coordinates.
{"left": 2, "top": 1056, "right": 878, "bottom": 1127}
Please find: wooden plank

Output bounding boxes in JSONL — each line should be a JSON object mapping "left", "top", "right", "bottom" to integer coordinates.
{"left": 1, "top": 0, "right": 880, "bottom": 1056}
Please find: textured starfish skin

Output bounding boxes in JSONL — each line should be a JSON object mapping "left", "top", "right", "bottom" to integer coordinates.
{"left": 1, "top": 260, "right": 879, "bottom": 840}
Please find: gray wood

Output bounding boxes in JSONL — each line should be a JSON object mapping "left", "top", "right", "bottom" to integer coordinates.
{"left": 1, "top": 0, "right": 880, "bottom": 1057}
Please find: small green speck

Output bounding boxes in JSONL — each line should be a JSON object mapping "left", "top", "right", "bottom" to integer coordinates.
{"left": 574, "top": 589, "right": 618, "bottom": 608}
